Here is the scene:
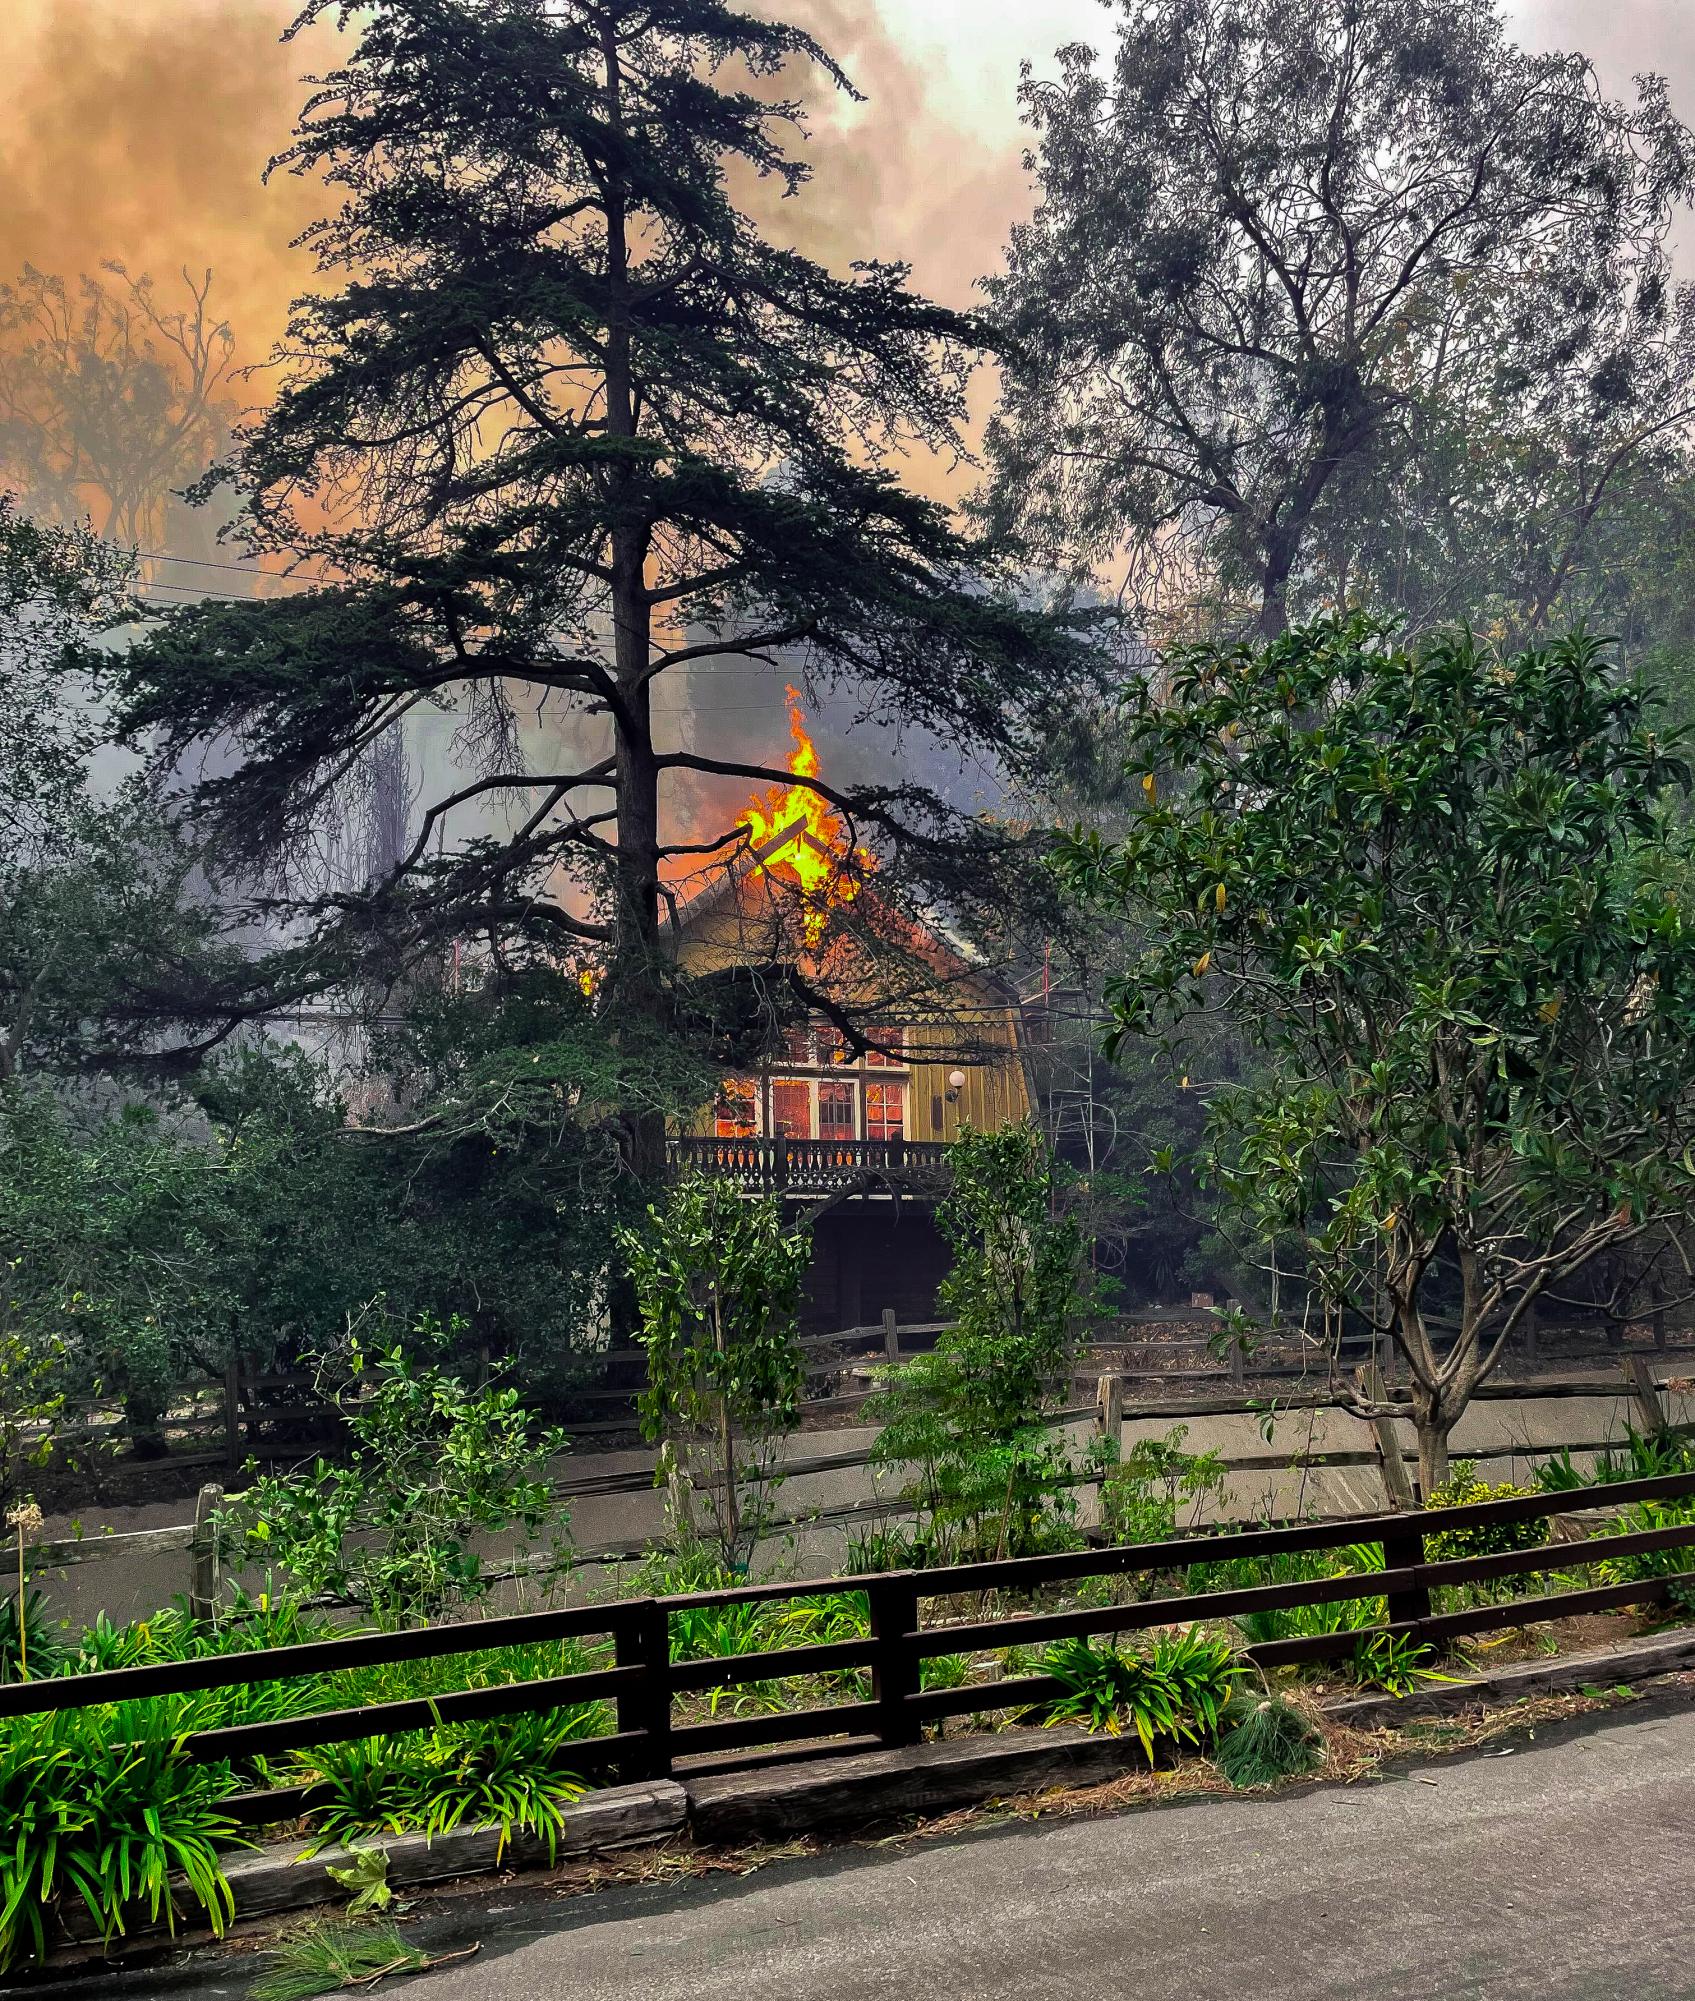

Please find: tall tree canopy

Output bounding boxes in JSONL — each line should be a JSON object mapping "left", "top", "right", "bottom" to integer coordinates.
{"left": 107, "top": 0, "right": 1102, "bottom": 1122}
{"left": 986, "top": 0, "right": 1695, "bottom": 643}
{"left": 1065, "top": 617, "right": 1695, "bottom": 1488}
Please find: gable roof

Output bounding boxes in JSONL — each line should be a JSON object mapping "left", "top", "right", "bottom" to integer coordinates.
{"left": 665, "top": 813, "right": 1007, "bottom": 1002}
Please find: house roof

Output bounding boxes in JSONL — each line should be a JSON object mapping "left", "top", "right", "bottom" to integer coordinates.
{"left": 665, "top": 813, "right": 1008, "bottom": 1001}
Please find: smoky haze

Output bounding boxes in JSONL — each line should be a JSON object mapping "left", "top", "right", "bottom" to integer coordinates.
{"left": 4, "top": 0, "right": 1691, "bottom": 853}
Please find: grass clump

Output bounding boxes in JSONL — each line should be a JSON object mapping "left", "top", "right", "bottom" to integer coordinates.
{"left": 254, "top": 1918, "right": 428, "bottom": 2000}
{"left": 1214, "top": 1692, "right": 1325, "bottom": 1789}
{"left": 0, "top": 1698, "right": 245, "bottom": 1972}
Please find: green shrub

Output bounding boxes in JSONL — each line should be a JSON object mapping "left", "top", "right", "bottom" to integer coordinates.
{"left": 868, "top": 1126, "right": 1103, "bottom": 1566}
{"left": 0, "top": 1698, "right": 244, "bottom": 1971}
{"left": 1535, "top": 1426, "right": 1695, "bottom": 1493}
{"left": 1101, "top": 1426, "right": 1228, "bottom": 1547}
{"left": 233, "top": 1333, "right": 569, "bottom": 1629}
{"left": 1035, "top": 1628, "right": 1240, "bottom": 1760}
{"left": 1596, "top": 1499, "right": 1695, "bottom": 1617}
{"left": 295, "top": 1708, "right": 593, "bottom": 1862}
{"left": 1424, "top": 1463, "right": 1543, "bottom": 1563}
{"left": 1183, "top": 1543, "right": 1439, "bottom": 1691}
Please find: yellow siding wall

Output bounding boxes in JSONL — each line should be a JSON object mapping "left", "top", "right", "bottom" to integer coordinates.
{"left": 671, "top": 862, "right": 1032, "bottom": 1140}
{"left": 680, "top": 999, "right": 1030, "bottom": 1140}
{"left": 904, "top": 1013, "right": 1030, "bottom": 1141}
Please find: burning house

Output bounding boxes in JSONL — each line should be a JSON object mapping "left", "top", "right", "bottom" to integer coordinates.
{"left": 666, "top": 690, "right": 1032, "bottom": 1331}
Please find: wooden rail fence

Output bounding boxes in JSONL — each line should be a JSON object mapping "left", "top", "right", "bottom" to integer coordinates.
{"left": 38, "top": 1307, "right": 1693, "bottom": 1468}
{"left": 7, "top": 1468, "right": 1695, "bottom": 1824}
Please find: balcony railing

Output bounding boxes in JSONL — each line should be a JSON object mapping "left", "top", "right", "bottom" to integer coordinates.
{"left": 668, "top": 1134, "right": 949, "bottom": 1196}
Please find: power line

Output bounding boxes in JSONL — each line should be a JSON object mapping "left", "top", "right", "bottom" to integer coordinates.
{"left": 134, "top": 548, "right": 327, "bottom": 585}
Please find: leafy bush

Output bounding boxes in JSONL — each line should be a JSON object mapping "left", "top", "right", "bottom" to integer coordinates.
{"left": 1424, "top": 1463, "right": 1544, "bottom": 1563}
{"left": 1214, "top": 1693, "right": 1324, "bottom": 1788}
{"left": 234, "top": 1331, "right": 569, "bottom": 1628}
{"left": 1035, "top": 1628, "right": 1240, "bottom": 1760}
{"left": 869, "top": 1125, "right": 1104, "bottom": 1566}
{"left": 1596, "top": 1499, "right": 1695, "bottom": 1617}
{"left": 624, "top": 1177, "right": 809, "bottom": 1567}
{"left": 0, "top": 1698, "right": 244, "bottom": 1971}
{"left": 1535, "top": 1426, "right": 1695, "bottom": 1493}
{"left": 1101, "top": 1425, "right": 1228, "bottom": 1546}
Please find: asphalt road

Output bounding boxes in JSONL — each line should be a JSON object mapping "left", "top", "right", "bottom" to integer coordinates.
{"left": 393, "top": 1702, "right": 1695, "bottom": 2001}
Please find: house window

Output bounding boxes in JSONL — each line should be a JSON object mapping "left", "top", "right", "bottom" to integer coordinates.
{"left": 818, "top": 1078, "right": 856, "bottom": 1147}
{"left": 714, "top": 1077, "right": 757, "bottom": 1139}
{"left": 866, "top": 1078, "right": 906, "bottom": 1141}
{"left": 770, "top": 1078, "right": 811, "bottom": 1139}
{"left": 779, "top": 1027, "right": 814, "bottom": 1066}
{"left": 815, "top": 1026, "right": 849, "bottom": 1066}
{"left": 865, "top": 1029, "right": 907, "bottom": 1067}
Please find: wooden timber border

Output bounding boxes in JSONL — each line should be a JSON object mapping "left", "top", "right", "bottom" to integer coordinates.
{"left": 7, "top": 1468, "right": 1695, "bottom": 1826}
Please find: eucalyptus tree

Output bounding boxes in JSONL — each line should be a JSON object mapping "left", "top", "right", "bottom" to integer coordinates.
{"left": 106, "top": 0, "right": 1102, "bottom": 1158}
{"left": 1064, "top": 617, "right": 1695, "bottom": 1490}
{"left": 987, "top": 0, "right": 1695, "bottom": 643}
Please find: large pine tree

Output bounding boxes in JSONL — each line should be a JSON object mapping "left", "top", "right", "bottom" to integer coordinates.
{"left": 109, "top": 0, "right": 1099, "bottom": 1149}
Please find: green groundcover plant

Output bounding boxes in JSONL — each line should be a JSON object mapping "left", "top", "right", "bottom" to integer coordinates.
{"left": 1035, "top": 1628, "right": 1240, "bottom": 1760}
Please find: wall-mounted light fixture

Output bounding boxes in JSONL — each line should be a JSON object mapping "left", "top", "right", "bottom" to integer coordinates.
{"left": 945, "top": 1068, "right": 967, "bottom": 1103}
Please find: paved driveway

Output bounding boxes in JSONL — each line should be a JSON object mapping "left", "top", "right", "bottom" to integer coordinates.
{"left": 395, "top": 1701, "right": 1694, "bottom": 2001}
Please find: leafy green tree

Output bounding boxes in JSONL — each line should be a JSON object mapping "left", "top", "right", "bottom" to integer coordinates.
{"left": 107, "top": 0, "right": 1102, "bottom": 1159}
{"left": 0, "top": 965, "right": 683, "bottom": 1427}
{"left": 871, "top": 1123, "right": 1100, "bottom": 1563}
{"left": 986, "top": 0, "right": 1695, "bottom": 643}
{"left": 236, "top": 1323, "right": 568, "bottom": 1627}
{"left": 623, "top": 1176, "right": 809, "bottom": 1567}
{"left": 1064, "top": 616, "right": 1695, "bottom": 1489}
{"left": 0, "top": 493, "right": 235, "bottom": 1084}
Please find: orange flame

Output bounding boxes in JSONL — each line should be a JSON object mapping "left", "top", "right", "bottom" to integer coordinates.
{"left": 739, "top": 687, "right": 873, "bottom": 946}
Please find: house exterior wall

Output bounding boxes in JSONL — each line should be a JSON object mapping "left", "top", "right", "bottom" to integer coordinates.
{"left": 670, "top": 860, "right": 1030, "bottom": 1141}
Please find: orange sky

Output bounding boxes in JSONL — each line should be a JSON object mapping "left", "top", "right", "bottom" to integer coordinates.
{"left": 2, "top": 1, "right": 1687, "bottom": 442}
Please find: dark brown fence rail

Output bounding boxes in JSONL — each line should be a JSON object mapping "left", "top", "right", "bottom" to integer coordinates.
{"left": 7, "top": 1469, "right": 1695, "bottom": 1822}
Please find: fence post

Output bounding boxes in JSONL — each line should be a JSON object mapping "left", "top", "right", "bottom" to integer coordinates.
{"left": 1096, "top": 1371, "right": 1123, "bottom": 1450}
{"left": 1380, "top": 1519, "right": 1431, "bottom": 1634}
{"left": 867, "top": 1573, "right": 921, "bottom": 1748}
{"left": 1625, "top": 1354, "right": 1668, "bottom": 1437}
{"left": 1228, "top": 1337, "right": 1246, "bottom": 1391}
{"left": 1523, "top": 1300, "right": 1539, "bottom": 1371}
{"left": 189, "top": 1482, "right": 223, "bottom": 1625}
{"left": 772, "top": 1136, "right": 789, "bottom": 1192}
{"left": 615, "top": 1599, "right": 674, "bottom": 1780}
{"left": 1371, "top": 1418, "right": 1417, "bottom": 1513}
{"left": 882, "top": 1309, "right": 900, "bottom": 1366}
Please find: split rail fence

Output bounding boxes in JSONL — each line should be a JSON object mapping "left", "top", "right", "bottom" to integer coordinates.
{"left": 48, "top": 1305, "right": 1695, "bottom": 1473}
{"left": 6, "top": 1467, "right": 1695, "bottom": 1828}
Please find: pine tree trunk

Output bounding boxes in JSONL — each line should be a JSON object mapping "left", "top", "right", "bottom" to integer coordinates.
{"left": 602, "top": 20, "right": 667, "bottom": 1190}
